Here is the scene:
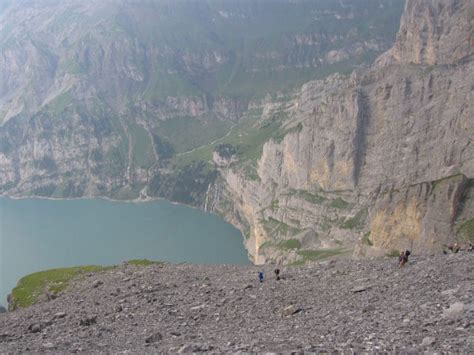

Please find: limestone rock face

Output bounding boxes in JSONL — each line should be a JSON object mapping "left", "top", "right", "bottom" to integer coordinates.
{"left": 215, "top": 0, "right": 474, "bottom": 264}
{"left": 376, "top": 0, "right": 474, "bottom": 66}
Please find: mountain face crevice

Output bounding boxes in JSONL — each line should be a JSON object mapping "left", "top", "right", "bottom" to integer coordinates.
{"left": 352, "top": 88, "right": 370, "bottom": 188}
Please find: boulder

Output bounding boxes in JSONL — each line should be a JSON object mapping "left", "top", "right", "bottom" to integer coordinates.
{"left": 145, "top": 332, "right": 163, "bottom": 344}
{"left": 443, "top": 302, "right": 465, "bottom": 320}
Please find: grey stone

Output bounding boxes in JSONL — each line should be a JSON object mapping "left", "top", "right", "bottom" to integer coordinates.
{"left": 54, "top": 312, "right": 66, "bottom": 319}
{"left": 443, "top": 302, "right": 465, "bottom": 319}
{"left": 92, "top": 280, "right": 104, "bottom": 288}
{"left": 281, "top": 305, "right": 303, "bottom": 317}
{"left": 145, "top": 332, "right": 162, "bottom": 344}
{"left": 351, "top": 286, "right": 370, "bottom": 293}
{"left": 79, "top": 316, "right": 97, "bottom": 327}
{"left": 421, "top": 336, "right": 436, "bottom": 347}
{"left": 29, "top": 324, "right": 41, "bottom": 333}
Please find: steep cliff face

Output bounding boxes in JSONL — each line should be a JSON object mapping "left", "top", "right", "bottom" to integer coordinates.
{"left": 214, "top": 0, "right": 474, "bottom": 264}
{"left": 376, "top": 0, "right": 474, "bottom": 66}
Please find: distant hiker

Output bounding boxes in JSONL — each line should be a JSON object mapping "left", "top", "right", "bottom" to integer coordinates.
{"left": 453, "top": 243, "right": 460, "bottom": 253}
{"left": 468, "top": 243, "right": 474, "bottom": 252}
{"left": 447, "top": 243, "right": 460, "bottom": 253}
{"left": 274, "top": 268, "right": 281, "bottom": 281}
{"left": 398, "top": 250, "right": 410, "bottom": 268}
{"left": 258, "top": 271, "right": 264, "bottom": 283}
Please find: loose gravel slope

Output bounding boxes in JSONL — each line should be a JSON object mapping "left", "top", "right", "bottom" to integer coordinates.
{"left": 0, "top": 253, "right": 473, "bottom": 353}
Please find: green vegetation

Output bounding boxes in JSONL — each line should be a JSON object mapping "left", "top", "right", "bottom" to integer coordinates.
{"left": 290, "top": 248, "right": 346, "bottom": 266}
{"left": 158, "top": 117, "right": 231, "bottom": 154}
{"left": 9, "top": 259, "right": 165, "bottom": 310}
{"left": 278, "top": 239, "right": 302, "bottom": 250}
{"left": 262, "top": 217, "right": 302, "bottom": 236}
{"left": 10, "top": 265, "right": 112, "bottom": 309}
{"left": 297, "top": 190, "right": 326, "bottom": 205}
{"left": 173, "top": 107, "right": 287, "bottom": 168}
{"left": 129, "top": 124, "right": 156, "bottom": 169}
{"left": 457, "top": 219, "right": 474, "bottom": 242}
{"left": 431, "top": 174, "right": 464, "bottom": 190}
{"left": 149, "top": 160, "right": 217, "bottom": 206}
{"left": 329, "top": 197, "right": 351, "bottom": 209}
{"left": 127, "top": 259, "right": 163, "bottom": 266}
{"left": 362, "top": 231, "right": 373, "bottom": 246}
{"left": 341, "top": 208, "right": 368, "bottom": 230}
{"left": 214, "top": 143, "right": 237, "bottom": 159}
{"left": 32, "top": 184, "right": 57, "bottom": 197}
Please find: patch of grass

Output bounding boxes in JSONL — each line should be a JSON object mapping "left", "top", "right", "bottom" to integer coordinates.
{"left": 329, "top": 197, "right": 351, "bottom": 209}
{"left": 270, "top": 199, "right": 279, "bottom": 210}
{"left": 10, "top": 265, "right": 113, "bottom": 310}
{"left": 110, "top": 184, "right": 141, "bottom": 200}
{"left": 298, "top": 190, "right": 326, "bottom": 205}
{"left": 262, "top": 217, "right": 301, "bottom": 236}
{"left": 430, "top": 174, "right": 464, "bottom": 190}
{"left": 341, "top": 208, "right": 368, "bottom": 230}
{"left": 159, "top": 116, "right": 231, "bottom": 154}
{"left": 362, "top": 231, "right": 373, "bottom": 246}
{"left": 129, "top": 124, "right": 156, "bottom": 169}
{"left": 277, "top": 239, "right": 302, "bottom": 250}
{"left": 457, "top": 219, "right": 474, "bottom": 243}
{"left": 127, "top": 259, "right": 163, "bottom": 266}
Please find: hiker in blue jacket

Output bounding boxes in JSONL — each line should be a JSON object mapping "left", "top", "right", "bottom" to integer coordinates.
{"left": 258, "top": 271, "right": 264, "bottom": 282}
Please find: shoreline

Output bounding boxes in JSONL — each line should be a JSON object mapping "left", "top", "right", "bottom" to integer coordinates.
{"left": 0, "top": 192, "right": 230, "bottom": 219}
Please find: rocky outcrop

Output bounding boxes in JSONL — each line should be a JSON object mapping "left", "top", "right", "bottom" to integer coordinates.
{"left": 376, "top": 0, "right": 474, "bottom": 66}
{"left": 214, "top": 0, "right": 474, "bottom": 264}
{"left": 0, "top": 254, "right": 472, "bottom": 352}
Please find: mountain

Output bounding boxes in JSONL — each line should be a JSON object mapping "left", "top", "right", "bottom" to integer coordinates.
{"left": 1, "top": 0, "right": 472, "bottom": 264}
{"left": 210, "top": 0, "right": 474, "bottom": 264}
{"left": 0, "top": 0, "right": 403, "bottom": 203}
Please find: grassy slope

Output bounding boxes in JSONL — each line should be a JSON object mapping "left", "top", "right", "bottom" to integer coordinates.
{"left": 10, "top": 260, "right": 161, "bottom": 310}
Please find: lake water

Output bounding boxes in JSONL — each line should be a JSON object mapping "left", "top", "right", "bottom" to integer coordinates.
{"left": 0, "top": 197, "right": 249, "bottom": 305}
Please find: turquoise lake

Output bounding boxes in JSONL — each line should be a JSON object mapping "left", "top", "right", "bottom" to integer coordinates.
{"left": 0, "top": 197, "right": 249, "bottom": 305}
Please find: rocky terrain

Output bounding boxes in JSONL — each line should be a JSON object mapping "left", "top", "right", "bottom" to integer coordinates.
{"left": 211, "top": 0, "right": 474, "bottom": 264}
{"left": 0, "top": 252, "right": 472, "bottom": 353}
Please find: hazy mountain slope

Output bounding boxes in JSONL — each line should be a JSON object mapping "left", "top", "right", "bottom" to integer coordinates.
{"left": 211, "top": 0, "right": 474, "bottom": 264}
{"left": 0, "top": 0, "right": 404, "bottom": 204}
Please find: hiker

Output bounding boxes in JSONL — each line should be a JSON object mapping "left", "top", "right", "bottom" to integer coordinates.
{"left": 258, "top": 271, "right": 264, "bottom": 283}
{"left": 274, "top": 268, "right": 281, "bottom": 281}
{"left": 447, "top": 243, "right": 461, "bottom": 253}
{"left": 453, "top": 243, "right": 460, "bottom": 253}
{"left": 398, "top": 250, "right": 410, "bottom": 268}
